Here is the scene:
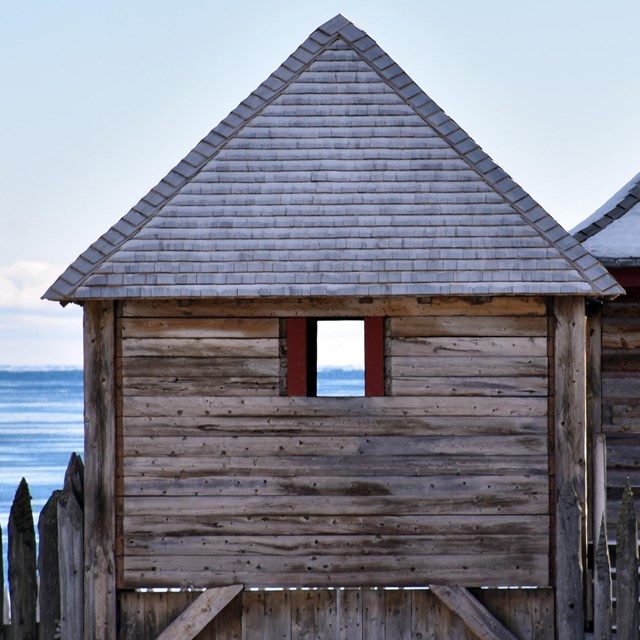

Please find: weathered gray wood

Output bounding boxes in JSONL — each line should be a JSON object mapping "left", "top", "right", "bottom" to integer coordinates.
{"left": 154, "top": 585, "right": 242, "bottom": 640}
{"left": 390, "top": 315, "right": 547, "bottom": 337}
{"left": 430, "top": 585, "right": 518, "bottom": 640}
{"left": 83, "top": 301, "right": 116, "bottom": 640}
{"left": 38, "top": 490, "right": 61, "bottom": 640}
{"left": 593, "top": 515, "right": 612, "bottom": 640}
{"left": 8, "top": 478, "right": 37, "bottom": 640}
{"left": 615, "top": 481, "right": 638, "bottom": 640}
{"left": 58, "top": 488, "right": 83, "bottom": 640}
{"left": 554, "top": 297, "right": 586, "bottom": 640}
{"left": 587, "top": 302, "right": 602, "bottom": 436}
{"left": 64, "top": 452, "right": 84, "bottom": 510}
{"left": 122, "top": 551, "right": 548, "bottom": 589}
{"left": 593, "top": 435, "right": 607, "bottom": 553}
{"left": 122, "top": 393, "right": 548, "bottom": 418}
{"left": 555, "top": 484, "right": 584, "bottom": 639}
{"left": 122, "top": 296, "right": 548, "bottom": 319}
{"left": 122, "top": 317, "right": 279, "bottom": 339}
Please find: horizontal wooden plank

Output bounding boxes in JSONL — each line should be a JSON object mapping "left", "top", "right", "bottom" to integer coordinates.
{"left": 122, "top": 297, "right": 547, "bottom": 319}
{"left": 122, "top": 395, "right": 548, "bottom": 418}
{"left": 602, "top": 377, "right": 640, "bottom": 399}
{"left": 606, "top": 439, "right": 640, "bottom": 468}
{"left": 601, "top": 351, "right": 640, "bottom": 372}
{"left": 121, "top": 434, "right": 547, "bottom": 457}
{"left": 121, "top": 317, "right": 278, "bottom": 338}
{"left": 123, "top": 533, "right": 548, "bottom": 557}
{"left": 602, "top": 401, "right": 640, "bottom": 431}
{"left": 122, "top": 356, "right": 280, "bottom": 378}
{"left": 121, "top": 376, "right": 279, "bottom": 396}
{"left": 122, "top": 337, "right": 278, "bottom": 358}
{"left": 121, "top": 553, "right": 549, "bottom": 589}
{"left": 602, "top": 330, "right": 640, "bottom": 350}
{"left": 391, "top": 376, "right": 547, "bottom": 397}
{"left": 121, "top": 513, "right": 550, "bottom": 537}
{"left": 119, "top": 491, "right": 548, "bottom": 517}
{"left": 602, "top": 298, "right": 640, "bottom": 318}
{"left": 120, "top": 454, "right": 549, "bottom": 478}
{"left": 389, "top": 337, "right": 546, "bottom": 358}
{"left": 390, "top": 316, "right": 547, "bottom": 337}
{"left": 122, "top": 414, "right": 548, "bottom": 437}
{"left": 121, "top": 472, "right": 548, "bottom": 497}
{"left": 390, "top": 355, "right": 548, "bottom": 377}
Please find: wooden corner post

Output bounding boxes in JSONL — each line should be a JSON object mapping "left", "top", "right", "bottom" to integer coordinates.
{"left": 554, "top": 297, "right": 587, "bottom": 639}
{"left": 84, "top": 301, "right": 117, "bottom": 640}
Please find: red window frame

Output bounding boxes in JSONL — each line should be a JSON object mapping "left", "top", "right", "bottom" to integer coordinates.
{"left": 286, "top": 317, "right": 384, "bottom": 397}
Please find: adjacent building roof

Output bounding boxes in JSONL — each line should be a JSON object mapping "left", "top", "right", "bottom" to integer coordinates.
{"left": 45, "top": 14, "right": 622, "bottom": 301}
{"left": 572, "top": 170, "right": 640, "bottom": 267}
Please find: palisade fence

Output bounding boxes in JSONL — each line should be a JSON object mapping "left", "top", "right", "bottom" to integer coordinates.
{"left": 593, "top": 480, "right": 639, "bottom": 639}
{"left": 1, "top": 453, "right": 84, "bottom": 640}
{"left": 0, "top": 454, "right": 638, "bottom": 639}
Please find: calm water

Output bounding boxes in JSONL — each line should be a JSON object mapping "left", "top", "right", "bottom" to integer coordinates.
{"left": 0, "top": 366, "right": 361, "bottom": 564}
{"left": 0, "top": 367, "right": 84, "bottom": 569}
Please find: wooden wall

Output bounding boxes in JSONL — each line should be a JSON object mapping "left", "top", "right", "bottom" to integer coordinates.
{"left": 600, "top": 293, "right": 640, "bottom": 532}
{"left": 118, "top": 587, "right": 555, "bottom": 640}
{"left": 116, "top": 296, "right": 550, "bottom": 589}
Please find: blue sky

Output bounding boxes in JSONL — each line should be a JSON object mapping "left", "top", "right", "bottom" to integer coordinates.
{"left": 1, "top": 0, "right": 639, "bottom": 366}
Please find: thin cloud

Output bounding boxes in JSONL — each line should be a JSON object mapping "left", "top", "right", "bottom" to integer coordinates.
{"left": 0, "top": 261, "right": 65, "bottom": 310}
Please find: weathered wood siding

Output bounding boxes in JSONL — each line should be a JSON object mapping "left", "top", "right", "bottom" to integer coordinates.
{"left": 117, "top": 587, "right": 555, "bottom": 640}
{"left": 601, "top": 294, "right": 640, "bottom": 532}
{"left": 117, "top": 297, "right": 550, "bottom": 589}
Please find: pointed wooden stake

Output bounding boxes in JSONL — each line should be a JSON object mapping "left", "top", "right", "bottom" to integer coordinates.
{"left": 8, "top": 478, "right": 37, "bottom": 640}
{"left": 155, "top": 585, "right": 243, "bottom": 640}
{"left": 616, "top": 479, "right": 638, "bottom": 640}
{"left": 593, "top": 514, "right": 611, "bottom": 639}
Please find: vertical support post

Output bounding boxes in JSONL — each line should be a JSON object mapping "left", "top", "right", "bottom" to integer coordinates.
{"left": 554, "top": 297, "right": 586, "bottom": 639}
{"left": 586, "top": 303, "right": 602, "bottom": 539}
{"left": 84, "top": 301, "right": 116, "bottom": 640}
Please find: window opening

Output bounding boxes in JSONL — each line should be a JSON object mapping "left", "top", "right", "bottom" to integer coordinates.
{"left": 286, "top": 317, "right": 384, "bottom": 397}
{"left": 316, "top": 320, "right": 364, "bottom": 397}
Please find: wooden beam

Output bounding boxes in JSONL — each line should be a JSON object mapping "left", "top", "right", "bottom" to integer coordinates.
{"left": 553, "top": 297, "right": 586, "bottom": 639}
{"left": 429, "top": 585, "right": 518, "bottom": 640}
{"left": 155, "top": 585, "right": 243, "bottom": 640}
{"left": 84, "top": 301, "right": 116, "bottom": 640}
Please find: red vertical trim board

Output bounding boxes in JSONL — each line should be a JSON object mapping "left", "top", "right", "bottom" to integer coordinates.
{"left": 287, "top": 318, "right": 308, "bottom": 396}
{"left": 365, "top": 317, "right": 385, "bottom": 396}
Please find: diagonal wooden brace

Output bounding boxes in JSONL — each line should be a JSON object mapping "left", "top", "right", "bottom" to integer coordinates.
{"left": 155, "top": 584, "right": 243, "bottom": 640}
{"left": 430, "top": 585, "right": 518, "bottom": 640}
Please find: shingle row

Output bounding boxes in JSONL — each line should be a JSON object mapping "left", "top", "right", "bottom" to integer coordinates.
{"left": 44, "top": 14, "right": 622, "bottom": 300}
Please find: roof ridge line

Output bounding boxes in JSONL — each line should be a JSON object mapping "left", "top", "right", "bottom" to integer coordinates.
{"left": 573, "top": 177, "right": 640, "bottom": 243}
{"left": 325, "top": 20, "right": 622, "bottom": 296}
{"left": 43, "top": 20, "right": 352, "bottom": 301}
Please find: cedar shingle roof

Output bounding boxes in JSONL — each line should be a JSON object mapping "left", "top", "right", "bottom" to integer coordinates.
{"left": 572, "top": 170, "right": 640, "bottom": 267}
{"left": 44, "top": 14, "right": 622, "bottom": 301}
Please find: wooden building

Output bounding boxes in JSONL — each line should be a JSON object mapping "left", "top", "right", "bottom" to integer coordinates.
{"left": 573, "top": 175, "right": 640, "bottom": 540}
{"left": 46, "top": 14, "right": 623, "bottom": 639}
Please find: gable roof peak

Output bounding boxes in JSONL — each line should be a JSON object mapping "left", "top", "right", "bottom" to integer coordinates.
{"left": 318, "top": 14, "right": 352, "bottom": 35}
{"left": 44, "top": 15, "right": 623, "bottom": 301}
